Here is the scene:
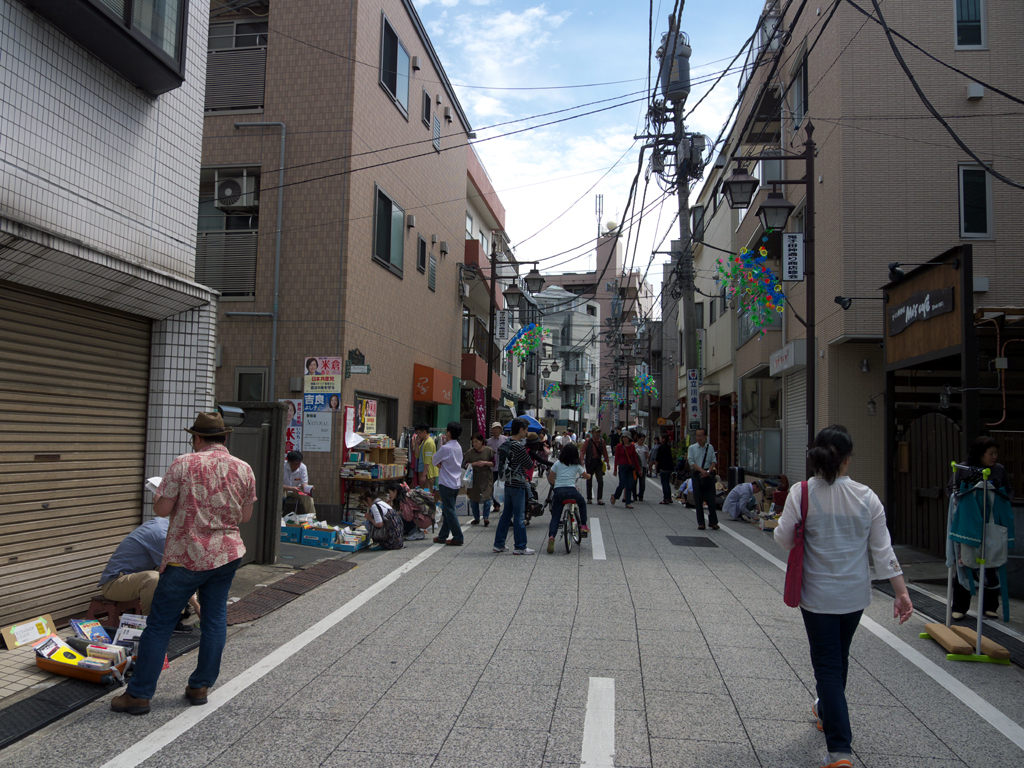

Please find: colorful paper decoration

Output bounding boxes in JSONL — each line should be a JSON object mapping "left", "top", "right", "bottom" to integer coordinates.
{"left": 543, "top": 382, "right": 561, "bottom": 398}
{"left": 633, "top": 373, "right": 659, "bottom": 399}
{"left": 714, "top": 234, "right": 787, "bottom": 335}
{"left": 510, "top": 325, "right": 551, "bottom": 362}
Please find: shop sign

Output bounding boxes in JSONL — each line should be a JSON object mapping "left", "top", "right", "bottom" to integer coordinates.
{"left": 495, "top": 310, "right": 511, "bottom": 342}
{"left": 413, "top": 364, "right": 453, "bottom": 404}
{"left": 783, "top": 233, "right": 804, "bottom": 281}
{"left": 304, "top": 375, "right": 341, "bottom": 412}
{"left": 686, "top": 368, "right": 700, "bottom": 429}
{"left": 769, "top": 339, "right": 807, "bottom": 376}
{"left": 888, "top": 288, "right": 954, "bottom": 336}
{"left": 302, "top": 411, "right": 332, "bottom": 452}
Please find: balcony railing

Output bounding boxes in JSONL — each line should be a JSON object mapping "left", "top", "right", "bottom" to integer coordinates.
{"left": 462, "top": 316, "right": 500, "bottom": 365}
{"left": 195, "top": 230, "right": 258, "bottom": 297}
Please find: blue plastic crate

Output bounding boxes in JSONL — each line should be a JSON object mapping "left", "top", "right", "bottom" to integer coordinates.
{"left": 300, "top": 529, "right": 334, "bottom": 548}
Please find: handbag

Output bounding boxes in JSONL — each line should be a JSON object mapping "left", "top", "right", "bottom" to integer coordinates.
{"left": 783, "top": 481, "right": 809, "bottom": 608}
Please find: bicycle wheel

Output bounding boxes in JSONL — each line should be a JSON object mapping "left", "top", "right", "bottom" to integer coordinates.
{"left": 563, "top": 507, "right": 573, "bottom": 553}
{"left": 571, "top": 509, "right": 582, "bottom": 545}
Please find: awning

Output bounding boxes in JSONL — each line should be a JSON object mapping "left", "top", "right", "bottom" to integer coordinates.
{"left": 413, "top": 363, "right": 453, "bottom": 404}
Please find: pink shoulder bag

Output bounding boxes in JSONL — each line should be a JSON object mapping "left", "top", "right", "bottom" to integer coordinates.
{"left": 783, "top": 481, "right": 809, "bottom": 608}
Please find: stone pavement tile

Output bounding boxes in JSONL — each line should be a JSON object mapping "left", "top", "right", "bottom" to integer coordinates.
{"left": 641, "top": 656, "right": 727, "bottom": 695}
{"left": 544, "top": 706, "right": 652, "bottom": 767}
{"left": 725, "top": 676, "right": 814, "bottom": 722}
{"left": 901, "top": 702, "right": 1024, "bottom": 767}
{"left": 743, "top": 717, "right": 833, "bottom": 768}
{"left": 857, "top": 756, "right": 964, "bottom": 768}
{"left": 555, "top": 667, "right": 646, "bottom": 711}
{"left": 634, "top": 609, "right": 700, "bottom": 633}
{"left": 848, "top": 703, "right": 960, "bottom": 759}
{"left": 500, "top": 621, "right": 573, "bottom": 650}
{"left": 480, "top": 650, "right": 567, "bottom": 687}
{"left": 387, "top": 665, "right": 482, "bottom": 702}
{"left": 842, "top": 664, "right": 902, "bottom": 706}
{"left": 322, "top": 751, "right": 437, "bottom": 768}
{"left": 649, "top": 737, "right": 760, "bottom": 768}
{"left": 565, "top": 639, "right": 640, "bottom": 673}
{"left": 515, "top": 609, "right": 576, "bottom": 627}
{"left": 644, "top": 690, "right": 745, "bottom": 742}
{"left": 417, "top": 642, "right": 496, "bottom": 666}
{"left": 570, "top": 620, "right": 640, "bottom": 643}
{"left": 457, "top": 682, "right": 558, "bottom": 731}
{"left": 205, "top": 717, "right": 345, "bottom": 768}
{"left": 575, "top": 597, "right": 637, "bottom": 616}
{"left": 337, "top": 698, "right": 459, "bottom": 754}
{"left": 637, "top": 629, "right": 711, "bottom": 659}
{"left": 434, "top": 724, "right": 547, "bottom": 767}
{"left": 711, "top": 646, "right": 801, "bottom": 681}
{"left": 274, "top": 676, "right": 389, "bottom": 721}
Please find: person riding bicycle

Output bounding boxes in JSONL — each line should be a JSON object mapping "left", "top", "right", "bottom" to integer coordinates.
{"left": 546, "top": 442, "right": 591, "bottom": 553}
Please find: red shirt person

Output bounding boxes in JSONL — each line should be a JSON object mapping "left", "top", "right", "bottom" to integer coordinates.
{"left": 610, "top": 434, "right": 642, "bottom": 508}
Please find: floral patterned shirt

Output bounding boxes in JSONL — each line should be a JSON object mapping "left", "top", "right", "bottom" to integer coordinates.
{"left": 156, "top": 444, "right": 257, "bottom": 572}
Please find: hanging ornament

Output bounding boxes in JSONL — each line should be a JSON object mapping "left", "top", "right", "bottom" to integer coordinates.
{"left": 714, "top": 245, "right": 787, "bottom": 334}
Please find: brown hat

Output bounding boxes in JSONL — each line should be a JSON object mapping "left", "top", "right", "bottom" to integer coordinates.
{"left": 185, "top": 411, "right": 233, "bottom": 437}
{"left": 526, "top": 431, "right": 540, "bottom": 443}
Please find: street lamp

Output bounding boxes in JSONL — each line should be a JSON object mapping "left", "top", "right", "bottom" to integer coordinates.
{"left": 524, "top": 267, "right": 545, "bottom": 294}
{"left": 723, "top": 122, "right": 816, "bottom": 462}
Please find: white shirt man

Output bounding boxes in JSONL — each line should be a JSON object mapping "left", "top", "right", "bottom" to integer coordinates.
{"left": 686, "top": 429, "right": 719, "bottom": 529}
{"left": 283, "top": 450, "right": 315, "bottom": 516}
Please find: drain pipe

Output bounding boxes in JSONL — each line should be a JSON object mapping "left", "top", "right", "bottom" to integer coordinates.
{"left": 230, "top": 121, "right": 286, "bottom": 398}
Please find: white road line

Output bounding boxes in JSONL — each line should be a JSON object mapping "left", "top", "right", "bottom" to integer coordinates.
{"left": 589, "top": 517, "right": 606, "bottom": 560}
{"left": 100, "top": 545, "right": 445, "bottom": 768}
{"left": 580, "top": 677, "right": 615, "bottom": 768}
{"left": 716, "top": 524, "right": 1024, "bottom": 752}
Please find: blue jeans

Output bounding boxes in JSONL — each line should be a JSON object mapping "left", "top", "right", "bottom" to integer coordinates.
{"left": 801, "top": 608, "right": 863, "bottom": 755}
{"left": 437, "top": 484, "right": 463, "bottom": 543}
{"left": 548, "top": 487, "right": 587, "bottom": 538}
{"left": 612, "top": 465, "right": 634, "bottom": 505}
{"left": 659, "top": 470, "right": 673, "bottom": 502}
{"left": 494, "top": 485, "right": 527, "bottom": 550}
{"left": 127, "top": 558, "right": 241, "bottom": 700}
{"left": 470, "top": 498, "right": 492, "bottom": 522}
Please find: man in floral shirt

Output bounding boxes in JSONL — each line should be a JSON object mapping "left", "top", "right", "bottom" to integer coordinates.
{"left": 112, "top": 412, "right": 256, "bottom": 715}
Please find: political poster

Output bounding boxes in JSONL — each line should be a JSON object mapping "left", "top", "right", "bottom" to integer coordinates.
{"left": 304, "top": 374, "right": 341, "bottom": 412}
{"left": 355, "top": 396, "right": 377, "bottom": 433}
{"left": 302, "top": 356, "right": 344, "bottom": 376}
{"left": 279, "top": 399, "right": 302, "bottom": 453}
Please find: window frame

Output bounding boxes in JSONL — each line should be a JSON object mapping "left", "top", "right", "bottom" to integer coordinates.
{"left": 791, "top": 54, "right": 808, "bottom": 131}
{"left": 422, "top": 88, "right": 432, "bottom": 127}
{"left": 372, "top": 184, "right": 405, "bottom": 277}
{"left": 465, "top": 212, "right": 474, "bottom": 240}
{"left": 954, "top": 0, "right": 987, "bottom": 50}
{"left": 234, "top": 367, "right": 267, "bottom": 401}
{"left": 958, "top": 164, "right": 993, "bottom": 239}
{"left": 379, "top": 12, "right": 410, "bottom": 117}
{"left": 691, "top": 204, "right": 705, "bottom": 242}
{"left": 417, "top": 235, "right": 428, "bottom": 273}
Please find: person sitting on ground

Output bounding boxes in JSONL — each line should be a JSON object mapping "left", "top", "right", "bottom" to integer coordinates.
{"left": 360, "top": 483, "right": 405, "bottom": 550}
{"left": 723, "top": 478, "right": 765, "bottom": 521}
{"left": 98, "top": 517, "right": 200, "bottom": 620}
{"left": 283, "top": 450, "right": 315, "bottom": 517}
{"left": 546, "top": 442, "right": 591, "bottom": 553}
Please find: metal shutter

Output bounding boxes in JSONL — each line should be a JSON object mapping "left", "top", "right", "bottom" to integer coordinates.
{"left": 204, "top": 48, "right": 267, "bottom": 111}
{"left": 0, "top": 283, "right": 151, "bottom": 626}
{"left": 784, "top": 369, "right": 806, "bottom": 480}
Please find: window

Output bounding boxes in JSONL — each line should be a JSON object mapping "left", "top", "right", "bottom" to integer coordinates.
{"left": 696, "top": 302, "right": 705, "bottom": 329}
{"left": 380, "top": 14, "right": 410, "bottom": 114}
{"left": 422, "top": 89, "right": 431, "bottom": 127}
{"left": 428, "top": 254, "right": 437, "bottom": 291}
{"left": 587, "top": 305, "right": 597, "bottom": 317}
{"left": 433, "top": 115, "right": 442, "bottom": 151}
{"left": 417, "top": 236, "right": 427, "bottom": 273}
{"left": 234, "top": 367, "right": 266, "bottom": 400}
{"left": 791, "top": 56, "right": 808, "bottom": 129}
{"left": 590, "top": 394, "right": 596, "bottom": 406}
{"left": 760, "top": 13, "right": 782, "bottom": 52}
{"left": 208, "top": 20, "right": 267, "bottom": 49}
{"left": 373, "top": 185, "right": 405, "bottom": 274}
{"left": 709, "top": 296, "right": 717, "bottom": 325}
{"left": 478, "top": 230, "right": 488, "bottom": 253}
{"left": 691, "top": 204, "right": 705, "bottom": 242}
{"left": 720, "top": 286, "right": 727, "bottom": 315}
{"left": 196, "top": 167, "right": 260, "bottom": 298}
{"left": 465, "top": 212, "right": 474, "bottom": 240}
{"left": 205, "top": 20, "right": 268, "bottom": 111}
{"left": 956, "top": 0, "right": 986, "bottom": 48}
{"left": 713, "top": 181, "right": 723, "bottom": 214}
{"left": 959, "top": 165, "right": 992, "bottom": 238}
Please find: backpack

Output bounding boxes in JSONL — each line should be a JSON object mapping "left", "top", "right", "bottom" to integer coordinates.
{"left": 399, "top": 488, "right": 435, "bottom": 529}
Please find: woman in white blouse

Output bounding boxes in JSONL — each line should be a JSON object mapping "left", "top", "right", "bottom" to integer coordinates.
{"left": 775, "top": 425, "right": 913, "bottom": 768}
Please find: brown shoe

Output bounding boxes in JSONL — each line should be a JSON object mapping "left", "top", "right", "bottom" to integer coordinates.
{"left": 111, "top": 692, "right": 151, "bottom": 715}
{"left": 433, "top": 537, "right": 445, "bottom": 543}
{"left": 445, "top": 539, "right": 464, "bottom": 546}
{"left": 185, "top": 686, "right": 209, "bottom": 706}
{"left": 711, "top": 525, "right": 720, "bottom": 530}
{"left": 697, "top": 525, "right": 706, "bottom": 530}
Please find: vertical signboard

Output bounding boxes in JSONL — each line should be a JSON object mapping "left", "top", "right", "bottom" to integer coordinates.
{"left": 302, "top": 411, "right": 332, "bottom": 452}
{"left": 686, "top": 368, "right": 701, "bottom": 430}
{"left": 783, "top": 233, "right": 805, "bottom": 282}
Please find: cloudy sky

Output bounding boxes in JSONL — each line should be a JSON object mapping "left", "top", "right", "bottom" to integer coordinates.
{"left": 416, "top": 0, "right": 767, "bottom": 312}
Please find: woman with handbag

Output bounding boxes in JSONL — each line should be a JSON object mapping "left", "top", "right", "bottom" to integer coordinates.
{"left": 463, "top": 432, "right": 495, "bottom": 526}
{"left": 775, "top": 425, "right": 913, "bottom": 768}
{"left": 610, "top": 434, "right": 641, "bottom": 509}
{"left": 360, "top": 484, "right": 405, "bottom": 550}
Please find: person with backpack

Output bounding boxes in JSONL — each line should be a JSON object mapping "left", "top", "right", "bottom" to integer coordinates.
{"left": 492, "top": 417, "right": 535, "bottom": 555}
{"left": 582, "top": 425, "right": 609, "bottom": 505}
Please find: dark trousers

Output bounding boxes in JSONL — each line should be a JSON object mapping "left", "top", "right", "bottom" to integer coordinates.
{"left": 585, "top": 461, "right": 604, "bottom": 501}
{"left": 612, "top": 465, "right": 634, "bottom": 505}
{"left": 801, "top": 608, "right": 863, "bottom": 756}
{"left": 659, "top": 470, "right": 673, "bottom": 502}
{"left": 951, "top": 570, "right": 999, "bottom": 614}
{"left": 636, "top": 468, "right": 646, "bottom": 500}
{"left": 692, "top": 476, "right": 718, "bottom": 526}
{"left": 548, "top": 487, "right": 588, "bottom": 538}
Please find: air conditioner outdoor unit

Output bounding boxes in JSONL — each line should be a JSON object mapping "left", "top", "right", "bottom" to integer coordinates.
{"left": 215, "top": 177, "right": 257, "bottom": 210}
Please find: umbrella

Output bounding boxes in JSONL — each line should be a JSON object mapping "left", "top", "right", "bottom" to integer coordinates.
{"left": 505, "top": 414, "right": 543, "bottom": 431}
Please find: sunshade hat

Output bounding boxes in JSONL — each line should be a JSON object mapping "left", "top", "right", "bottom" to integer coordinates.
{"left": 185, "top": 411, "right": 233, "bottom": 437}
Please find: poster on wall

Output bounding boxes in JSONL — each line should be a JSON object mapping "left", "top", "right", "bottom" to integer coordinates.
{"left": 303, "top": 356, "right": 344, "bottom": 376}
{"left": 302, "top": 411, "right": 332, "bottom": 452}
{"left": 343, "top": 404, "right": 362, "bottom": 449}
{"left": 279, "top": 399, "right": 302, "bottom": 453}
{"left": 304, "top": 374, "right": 341, "bottom": 412}
{"left": 355, "top": 396, "right": 378, "bottom": 433}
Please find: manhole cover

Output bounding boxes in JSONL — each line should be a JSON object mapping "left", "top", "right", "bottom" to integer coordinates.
{"left": 667, "top": 536, "right": 718, "bottom": 548}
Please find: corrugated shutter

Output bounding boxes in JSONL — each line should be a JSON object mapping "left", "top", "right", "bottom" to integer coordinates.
{"left": 205, "top": 48, "right": 267, "bottom": 111}
{"left": 195, "top": 231, "right": 258, "bottom": 297}
{"left": 784, "top": 369, "right": 806, "bottom": 480}
{"left": 0, "top": 283, "right": 151, "bottom": 626}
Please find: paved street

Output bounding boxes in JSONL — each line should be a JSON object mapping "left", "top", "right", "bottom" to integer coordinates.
{"left": 3, "top": 479, "right": 1023, "bottom": 768}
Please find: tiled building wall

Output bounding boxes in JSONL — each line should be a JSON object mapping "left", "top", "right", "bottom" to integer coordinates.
{"left": 144, "top": 302, "right": 219, "bottom": 518}
{"left": 0, "top": 0, "right": 209, "bottom": 280}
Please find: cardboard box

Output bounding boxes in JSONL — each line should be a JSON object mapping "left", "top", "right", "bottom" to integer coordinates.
{"left": 280, "top": 525, "right": 302, "bottom": 543}
{"left": 301, "top": 529, "right": 334, "bottom": 548}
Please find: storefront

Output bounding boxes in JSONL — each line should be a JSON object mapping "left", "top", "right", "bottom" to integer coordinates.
{"left": 770, "top": 339, "right": 807, "bottom": 480}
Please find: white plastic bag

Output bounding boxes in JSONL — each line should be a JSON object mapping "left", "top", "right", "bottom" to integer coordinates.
{"left": 462, "top": 466, "right": 474, "bottom": 488}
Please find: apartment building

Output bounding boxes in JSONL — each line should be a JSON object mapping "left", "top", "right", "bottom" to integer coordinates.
{"left": 1, "top": 0, "right": 215, "bottom": 624}
{"left": 199, "top": 0, "right": 499, "bottom": 502}
{"left": 690, "top": 0, "right": 1023, "bottom": 508}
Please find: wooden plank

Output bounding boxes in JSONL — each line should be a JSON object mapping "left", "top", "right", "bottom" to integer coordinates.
{"left": 949, "top": 625, "right": 1011, "bottom": 660}
{"left": 923, "top": 623, "right": 973, "bottom": 655}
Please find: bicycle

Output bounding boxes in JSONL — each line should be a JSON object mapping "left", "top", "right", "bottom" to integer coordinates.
{"left": 543, "top": 483, "right": 584, "bottom": 553}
